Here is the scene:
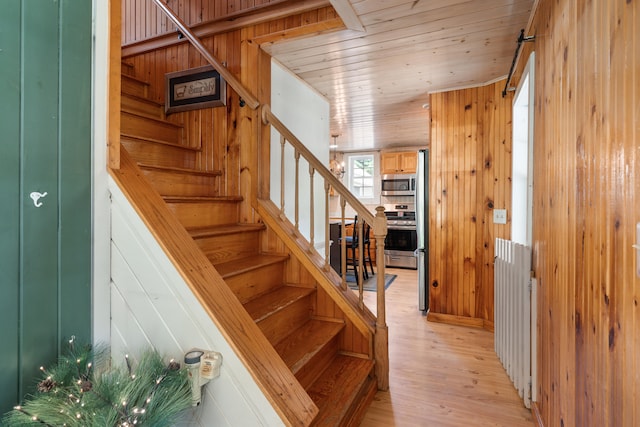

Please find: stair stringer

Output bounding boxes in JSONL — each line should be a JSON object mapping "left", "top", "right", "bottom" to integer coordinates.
{"left": 109, "top": 149, "right": 318, "bottom": 426}
{"left": 256, "top": 199, "right": 377, "bottom": 351}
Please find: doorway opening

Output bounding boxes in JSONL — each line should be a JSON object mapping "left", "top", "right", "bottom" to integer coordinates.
{"left": 511, "top": 52, "right": 535, "bottom": 247}
{"left": 511, "top": 51, "right": 536, "bottom": 405}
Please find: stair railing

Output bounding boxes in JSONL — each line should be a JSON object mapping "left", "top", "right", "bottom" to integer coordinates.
{"left": 151, "top": 0, "right": 259, "bottom": 110}
{"left": 149, "top": 0, "right": 388, "bottom": 392}
{"left": 261, "top": 104, "right": 389, "bottom": 390}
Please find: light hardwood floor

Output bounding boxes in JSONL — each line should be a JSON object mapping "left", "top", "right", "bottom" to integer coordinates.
{"left": 359, "top": 268, "right": 534, "bottom": 427}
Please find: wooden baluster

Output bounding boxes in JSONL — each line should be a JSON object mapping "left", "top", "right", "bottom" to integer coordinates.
{"left": 340, "top": 197, "right": 347, "bottom": 290}
{"left": 279, "top": 135, "right": 286, "bottom": 219}
{"left": 357, "top": 219, "right": 364, "bottom": 309}
{"left": 324, "top": 180, "right": 331, "bottom": 271}
{"left": 294, "top": 149, "right": 300, "bottom": 233}
{"left": 308, "top": 165, "right": 315, "bottom": 252}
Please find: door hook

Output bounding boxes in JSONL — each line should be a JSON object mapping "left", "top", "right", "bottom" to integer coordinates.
{"left": 30, "top": 191, "right": 48, "bottom": 208}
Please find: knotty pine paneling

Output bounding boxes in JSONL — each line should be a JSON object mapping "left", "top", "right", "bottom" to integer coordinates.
{"left": 123, "top": 6, "right": 335, "bottom": 217}
{"left": 121, "top": 0, "right": 288, "bottom": 44}
{"left": 429, "top": 81, "right": 512, "bottom": 326}
{"left": 507, "top": 0, "right": 640, "bottom": 426}
{"left": 124, "top": 31, "right": 266, "bottom": 214}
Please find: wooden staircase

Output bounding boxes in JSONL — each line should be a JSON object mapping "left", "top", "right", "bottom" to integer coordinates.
{"left": 118, "top": 66, "right": 377, "bottom": 426}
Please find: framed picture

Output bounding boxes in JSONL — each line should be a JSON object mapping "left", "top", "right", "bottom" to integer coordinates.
{"left": 165, "top": 65, "right": 226, "bottom": 114}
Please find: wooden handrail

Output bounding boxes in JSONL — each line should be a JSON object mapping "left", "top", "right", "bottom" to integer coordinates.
{"left": 151, "top": 0, "right": 260, "bottom": 110}
{"left": 261, "top": 104, "right": 389, "bottom": 390}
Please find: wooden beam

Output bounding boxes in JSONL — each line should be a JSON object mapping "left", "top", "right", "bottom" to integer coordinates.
{"left": 329, "top": 0, "right": 364, "bottom": 32}
{"left": 251, "top": 17, "right": 344, "bottom": 45}
{"left": 122, "top": 0, "right": 331, "bottom": 58}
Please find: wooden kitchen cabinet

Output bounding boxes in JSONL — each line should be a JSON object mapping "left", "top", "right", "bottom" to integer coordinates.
{"left": 381, "top": 151, "right": 417, "bottom": 174}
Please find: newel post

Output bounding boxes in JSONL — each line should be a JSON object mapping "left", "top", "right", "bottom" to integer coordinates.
{"left": 373, "top": 206, "right": 389, "bottom": 390}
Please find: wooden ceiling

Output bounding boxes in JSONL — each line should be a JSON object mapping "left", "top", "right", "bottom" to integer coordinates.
{"left": 260, "top": 0, "right": 536, "bottom": 151}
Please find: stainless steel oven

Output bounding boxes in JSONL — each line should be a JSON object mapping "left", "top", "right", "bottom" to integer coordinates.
{"left": 383, "top": 204, "right": 418, "bottom": 269}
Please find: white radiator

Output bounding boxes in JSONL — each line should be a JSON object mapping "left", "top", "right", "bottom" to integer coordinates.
{"left": 494, "top": 238, "right": 534, "bottom": 408}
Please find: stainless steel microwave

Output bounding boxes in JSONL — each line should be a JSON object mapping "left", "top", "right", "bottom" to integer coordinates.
{"left": 381, "top": 174, "right": 416, "bottom": 196}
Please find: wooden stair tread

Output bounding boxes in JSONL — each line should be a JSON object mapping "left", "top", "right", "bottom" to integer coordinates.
{"left": 121, "top": 93, "right": 166, "bottom": 120}
{"left": 121, "top": 134, "right": 200, "bottom": 152}
{"left": 188, "top": 223, "right": 265, "bottom": 238}
{"left": 121, "top": 73, "right": 150, "bottom": 86}
{"left": 244, "top": 285, "right": 315, "bottom": 323}
{"left": 163, "top": 195, "right": 243, "bottom": 203}
{"left": 121, "top": 74, "right": 151, "bottom": 98}
{"left": 138, "top": 163, "right": 222, "bottom": 177}
{"left": 121, "top": 92, "right": 163, "bottom": 109}
{"left": 121, "top": 111, "right": 184, "bottom": 130}
{"left": 274, "top": 320, "right": 344, "bottom": 374}
{"left": 121, "top": 61, "right": 135, "bottom": 74}
{"left": 308, "top": 355, "right": 375, "bottom": 427}
{"left": 215, "top": 254, "right": 289, "bottom": 279}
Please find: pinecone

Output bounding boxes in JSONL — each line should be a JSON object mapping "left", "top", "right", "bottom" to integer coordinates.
{"left": 167, "top": 361, "right": 181, "bottom": 371}
{"left": 80, "top": 380, "right": 93, "bottom": 392}
{"left": 37, "top": 378, "right": 57, "bottom": 392}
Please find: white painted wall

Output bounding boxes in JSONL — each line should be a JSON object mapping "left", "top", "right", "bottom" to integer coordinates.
{"left": 91, "top": 0, "right": 111, "bottom": 347}
{"left": 270, "top": 60, "right": 329, "bottom": 252}
{"left": 109, "top": 180, "right": 284, "bottom": 426}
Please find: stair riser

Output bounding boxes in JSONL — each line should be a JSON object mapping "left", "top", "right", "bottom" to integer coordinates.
{"left": 307, "top": 356, "right": 376, "bottom": 427}
{"left": 121, "top": 75, "right": 148, "bottom": 98}
{"left": 294, "top": 335, "right": 341, "bottom": 390}
{"left": 121, "top": 111, "right": 184, "bottom": 146}
{"left": 122, "top": 94, "right": 165, "bottom": 120}
{"left": 166, "top": 202, "right": 239, "bottom": 229}
{"left": 121, "top": 137, "right": 197, "bottom": 169}
{"left": 341, "top": 379, "right": 377, "bottom": 427}
{"left": 140, "top": 169, "right": 217, "bottom": 198}
{"left": 225, "top": 263, "right": 285, "bottom": 304}
{"left": 121, "top": 61, "right": 135, "bottom": 76}
{"left": 256, "top": 295, "right": 313, "bottom": 346}
{"left": 197, "top": 232, "right": 261, "bottom": 266}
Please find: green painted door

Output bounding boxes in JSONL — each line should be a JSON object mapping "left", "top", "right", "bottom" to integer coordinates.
{"left": 0, "top": 0, "right": 92, "bottom": 414}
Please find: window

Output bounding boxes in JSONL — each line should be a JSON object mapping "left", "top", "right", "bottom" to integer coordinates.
{"left": 347, "top": 154, "right": 375, "bottom": 200}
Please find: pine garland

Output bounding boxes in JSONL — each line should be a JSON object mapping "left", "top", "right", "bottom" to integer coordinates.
{"left": 3, "top": 338, "right": 192, "bottom": 426}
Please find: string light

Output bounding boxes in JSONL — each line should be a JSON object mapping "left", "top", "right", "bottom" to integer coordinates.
{"left": 7, "top": 342, "right": 190, "bottom": 426}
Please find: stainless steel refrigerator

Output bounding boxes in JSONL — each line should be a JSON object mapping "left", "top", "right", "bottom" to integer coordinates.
{"left": 415, "top": 150, "right": 429, "bottom": 311}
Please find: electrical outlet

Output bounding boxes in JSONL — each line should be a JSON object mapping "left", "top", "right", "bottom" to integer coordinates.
{"left": 493, "top": 209, "right": 507, "bottom": 224}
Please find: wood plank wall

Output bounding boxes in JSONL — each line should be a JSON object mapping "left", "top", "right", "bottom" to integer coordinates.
{"left": 125, "top": 36, "right": 240, "bottom": 193}
{"left": 507, "top": 0, "right": 640, "bottom": 426}
{"left": 122, "top": 0, "right": 284, "bottom": 44}
{"left": 123, "top": 5, "right": 337, "bottom": 220}
{"left": 428, "top": 81, "right": 512, "bottom": 328}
